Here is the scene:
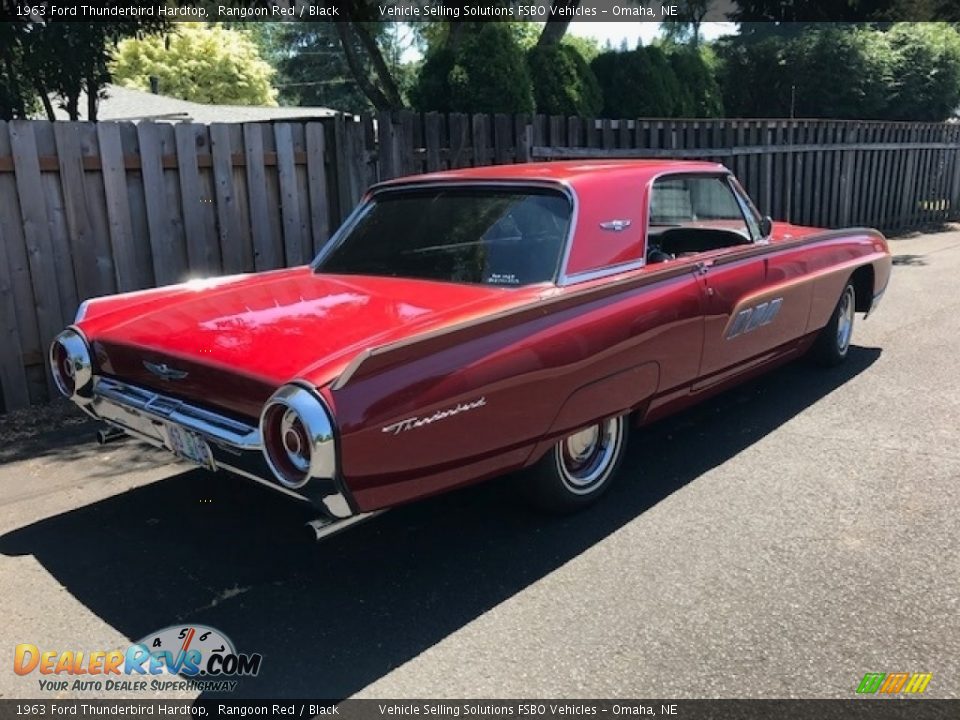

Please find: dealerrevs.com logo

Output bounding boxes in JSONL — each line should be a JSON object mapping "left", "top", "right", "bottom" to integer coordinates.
{"left": 14, "top": 625, "right": 262, "bottom": 693}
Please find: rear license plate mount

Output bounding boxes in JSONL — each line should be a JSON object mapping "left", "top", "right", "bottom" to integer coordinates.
{"left": 164, "top": 424, "right": 216, "bottom": 471}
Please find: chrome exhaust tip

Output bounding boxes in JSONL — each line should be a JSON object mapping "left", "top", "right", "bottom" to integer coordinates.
{"left": 305, "top": 511, "right": 382, "bottom": 542}
{"left": 96, "top": 427, "right": 127, "bottom": 445}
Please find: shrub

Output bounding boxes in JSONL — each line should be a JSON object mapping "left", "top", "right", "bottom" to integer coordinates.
{"left": 411, "top": 25, "right": 535, "bottom": 114}
{"left": 591, "top": 47, "right": 681, "bottom": 117}
{"left": 111, "top": 23, "right": 277, "bottom": 106}
{"left": 667, "top": 47, "right": 724, "bottom": 117}
{"left": 527, "top": 43, "right": 602, "bottom": 117}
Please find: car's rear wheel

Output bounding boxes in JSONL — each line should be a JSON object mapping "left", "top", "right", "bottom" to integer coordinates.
{"left": 524, "top": 415, "right": 629, "bottom": 513}
{"left": 810, "top": 281, "right": 856, "bottom": 367}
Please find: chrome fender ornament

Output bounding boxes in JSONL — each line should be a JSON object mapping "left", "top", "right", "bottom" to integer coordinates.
{"left": 599, "top": 219, "right": 632, "bottom": 232}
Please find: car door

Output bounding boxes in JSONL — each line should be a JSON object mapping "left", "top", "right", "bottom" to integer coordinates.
{"left": 679, "top": 176, "right": 772, "bottom": 387}
{"left": 693, "top": 176, "right": 816, "bottom": 389}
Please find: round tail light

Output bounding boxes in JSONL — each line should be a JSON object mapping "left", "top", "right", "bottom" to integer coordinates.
{"left": 49, "top": 329, "right": 93, "bottom": 400}
{"left": 260, "top": 385, "right": 336, "bottom": 490}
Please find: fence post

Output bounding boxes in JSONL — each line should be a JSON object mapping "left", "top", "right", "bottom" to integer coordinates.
{"left": 838, "top": 125, "right": 855, "bottom": 227}
{"left": 518, "top": 125, "right": 533, "bottom": 164}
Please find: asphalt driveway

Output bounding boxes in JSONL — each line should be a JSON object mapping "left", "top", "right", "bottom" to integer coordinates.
{"left": 1, "top": 228, "right": 958, "bottom": 700}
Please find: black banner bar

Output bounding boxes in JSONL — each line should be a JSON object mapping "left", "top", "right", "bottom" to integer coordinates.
{"left": 2, "top": 0, "right": 960, "bottom": 23}
{"left": 0, "top": 700, "right": 958, "bottom": 720}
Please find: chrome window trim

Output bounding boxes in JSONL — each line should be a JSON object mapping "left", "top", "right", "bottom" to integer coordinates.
{"left": 643, "top": 167, "right": 751, "bottom": 260}
{"left": 310, "top": 179, "right": 579, "bottom": 288}
{"left": 727, "top": 176, "right": 766, "bottom": 243}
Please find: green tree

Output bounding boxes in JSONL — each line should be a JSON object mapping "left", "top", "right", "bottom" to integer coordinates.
{"left": 716, "top": 23, "right": 960, "bottom": 121}
{"left": 250, "top": 23, "right": 373, "bottom": 112}
{"left": 411, "top": 23, "right": 535, "bottom": 113}
{"left": 335, "top": 1, "right": 582, "bottom": 111}
{"left": 527, "top": 43, "right": 602, "bottom": 116}
{"left": 667, "top": 46, "right": 724, "bottom": 117}
{"left": 562, "top": 34, "right": 602, "bottom": 63}
{"left": 885, "top": 22, "right": 960, "bottom": 120}
{"left": 0, "top": 24, "right": 39, "bottom": 120}
{"left": 0, "top": 21, "right": 163, "bottom": 121}
{"left": 731, "top": 0, "right": 899, "bottom": 23}
{"left": 659, "top": 0, "right": 716, "bottom": 47}
{"left": 111, "top": 23, "right": 277, "bottom": 106}
{"left": 591, "top": 46, "right": 682, "bottom": 117}
{"left": 781, "top": 26, "right": 892, "bottom": 119}
{"left": 714, "top": 35, "right": 789, "bottom": 117}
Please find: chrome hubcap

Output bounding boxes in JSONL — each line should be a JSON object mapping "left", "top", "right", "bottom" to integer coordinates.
{"left": 557, "top": 417, "right": 622, "bottom": 494}
{"left": 837, "top": 286, "right": 854, "bottom": 354}
{"left": 565, "top": 426, "right": 600, "bottom": 463}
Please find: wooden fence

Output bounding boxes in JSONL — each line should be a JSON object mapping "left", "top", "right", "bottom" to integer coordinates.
{"left": 2, "top": 113, "right": 960, "bottom": 412}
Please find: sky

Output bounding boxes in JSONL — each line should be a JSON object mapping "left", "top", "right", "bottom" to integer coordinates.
{"left": 567, "top": 21, "right": 738, "bottom": 48}
{"left": 398, "top": 21, "right": 739, "bottom": 62}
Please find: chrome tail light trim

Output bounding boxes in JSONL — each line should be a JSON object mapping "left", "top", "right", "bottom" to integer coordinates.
{"left": 49, "top": 329, "right": 94, "bottom": 401}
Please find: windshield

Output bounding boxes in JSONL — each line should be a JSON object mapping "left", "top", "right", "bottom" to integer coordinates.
{"left": 315, "top": 186, "right": 572, "bottom": 287}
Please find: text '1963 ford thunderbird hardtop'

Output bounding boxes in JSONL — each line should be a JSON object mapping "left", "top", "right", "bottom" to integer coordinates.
{"left": 50, "top": 160, "right": 892, "bottom": 539}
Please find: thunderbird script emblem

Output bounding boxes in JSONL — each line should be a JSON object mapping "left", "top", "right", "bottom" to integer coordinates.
{"left": 143, "top": 361, "right": 189, "bottom": 381}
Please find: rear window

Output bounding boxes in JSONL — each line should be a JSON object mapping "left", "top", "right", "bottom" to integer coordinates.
{"left": 316, "top": 187, "right": 571, "bottom": 286}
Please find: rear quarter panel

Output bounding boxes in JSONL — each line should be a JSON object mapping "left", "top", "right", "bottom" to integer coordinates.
{"left": 326, "top": 268, "right": 704, "bottom": 512}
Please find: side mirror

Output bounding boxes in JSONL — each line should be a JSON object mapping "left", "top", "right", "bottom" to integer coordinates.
{"left": 759, "top": 216, "right": 773, "bottom": 238}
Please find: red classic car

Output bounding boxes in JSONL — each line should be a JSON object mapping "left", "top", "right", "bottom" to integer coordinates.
{"left": 50, "top": 161, "right": 892, "bottom": 538}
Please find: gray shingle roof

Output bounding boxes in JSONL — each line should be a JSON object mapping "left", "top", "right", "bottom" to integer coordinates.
{"left": 51, "top": 84, "right": 339, "bottom": 123}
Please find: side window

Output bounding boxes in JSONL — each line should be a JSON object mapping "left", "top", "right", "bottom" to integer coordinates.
{"left": 647, "top": 175, "right": 754, "bottom": 261}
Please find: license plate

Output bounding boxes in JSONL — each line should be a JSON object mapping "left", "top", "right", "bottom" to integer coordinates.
{"left": 165, "top": 424, "right": 215, "bottom": 471}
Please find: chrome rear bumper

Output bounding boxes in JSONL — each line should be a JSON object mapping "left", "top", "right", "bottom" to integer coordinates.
{"left": 78, "top": 377, "right": 371, "bottom": 537}
{"left": 89, "top": 376, "right": 260, "bottom": 450}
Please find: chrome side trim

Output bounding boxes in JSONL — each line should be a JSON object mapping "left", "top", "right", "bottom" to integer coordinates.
{"left": 330, "top": 227, "right": 886, "bottom": 392}
{"left": 93, "top": 377, "right": 261, "bottom": 450}
{"left": 561, "top": 259, "right": 646, "bottom": 285}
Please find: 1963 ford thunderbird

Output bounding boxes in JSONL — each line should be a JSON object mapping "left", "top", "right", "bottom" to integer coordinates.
{"left": 50, "top": 161, "right": 891, "bottom": 538}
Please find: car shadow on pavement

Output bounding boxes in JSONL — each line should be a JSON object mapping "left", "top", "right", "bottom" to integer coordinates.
{"left": 0, "top": 347, "right": 881, "bottom": 699}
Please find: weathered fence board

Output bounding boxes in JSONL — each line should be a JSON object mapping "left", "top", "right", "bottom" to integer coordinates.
{"left": 3, "top": 112, "right": 960, "bottom": 413}
{"left": 209, "top": 123, "right": 249, "bottom": 275}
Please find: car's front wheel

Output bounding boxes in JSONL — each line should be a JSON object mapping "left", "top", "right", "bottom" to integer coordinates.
{"left": 524, "top": 415, "right": 629, "bottom": 513}
{"left": 810, "top": 281, "right": 856, "bottom": 366}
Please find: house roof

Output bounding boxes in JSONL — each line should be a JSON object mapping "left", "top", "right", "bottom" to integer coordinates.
{"left": 51, "top": 84, "right": 339, "bottom": 123}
